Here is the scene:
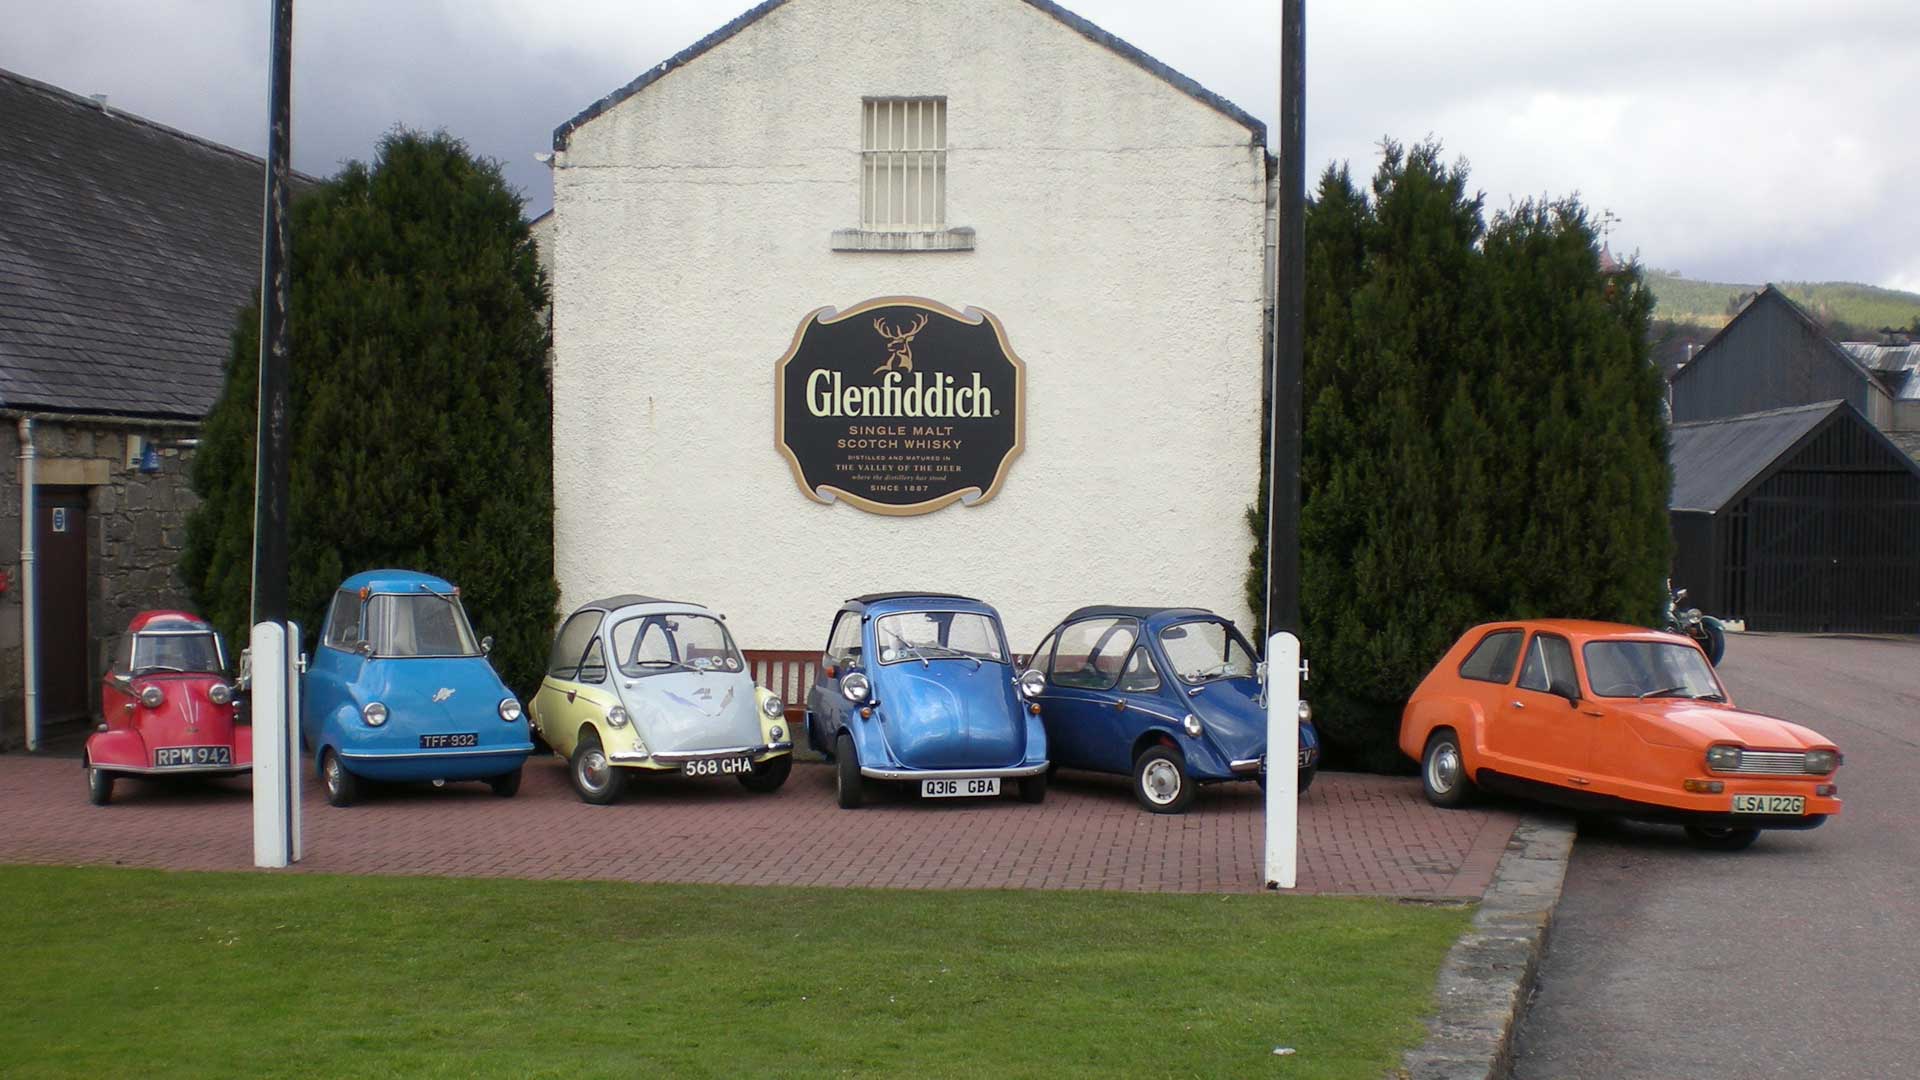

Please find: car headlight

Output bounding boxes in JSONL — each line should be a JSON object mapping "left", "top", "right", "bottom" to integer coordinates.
{"left": 769, "top": 724, "right": 785, "bottom": 742}
{"left": 208, "top": 683, "right": 234, "bottom": 706}
{"left": 498, "top": 697, "right": 523, "bottom": 723}
{"left": 362, "top": 702, "right": 389, "bottom": 727}
{"left": 1018, "top": 669, "right": 1046, "bottom": 700}
{"left": 1183, "top": 714, "right": 1203, "bottom": 737}
{"left": 139, "top": 685, "right": 165, "bottom": 709}
{"left": 842, "top": 672, "right": 871, "bottom": 704}
{"left": 1804, "top": 749, "right": 1839, "bottom": 775}
{"left": 761, "top": 694, "right": 784, "bottom": 719}
{"left": 1296, "top": 699, "right": 1312, "bottom": 724}
{"left": 1705, "top": 745, "right": 1741, "bottom": 772}
{"left": 606, "top": 705, "right": 630, "bottom": 728}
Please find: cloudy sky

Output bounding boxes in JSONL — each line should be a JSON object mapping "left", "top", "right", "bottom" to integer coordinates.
{"left": 7, "top": 0, "right": 1915, "bottom": 291}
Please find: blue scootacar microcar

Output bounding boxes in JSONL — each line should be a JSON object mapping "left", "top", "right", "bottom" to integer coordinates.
{"left": 1028, "top": 606, "right": 1319, "bottom": 813}
{"left": 805, "top": 592, "right": 1049, "bottom": 808}
{"left": 301, "top": 570, "right": 533, "bottom": 807}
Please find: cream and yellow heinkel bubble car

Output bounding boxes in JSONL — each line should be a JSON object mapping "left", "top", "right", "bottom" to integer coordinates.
{"left": 530, "top": 595, "right": 793, "bottom": 804}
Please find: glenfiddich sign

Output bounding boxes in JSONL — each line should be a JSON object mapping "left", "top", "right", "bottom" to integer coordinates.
{"left": 775, "top": 297, "right": 1025, "bottom": 515}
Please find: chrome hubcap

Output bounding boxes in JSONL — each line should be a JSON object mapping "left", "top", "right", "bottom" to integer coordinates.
{"left": 324, "top": 756, "right": 342, "bottom": 795}
{"left": 578, "top": 749, "right": 609, "bottom": 793}
{"left": 1429, "top": 744, "right": 1460, "bottom": 794}
{"left": 1141, "top": 759, "right": 1182, "bottom": 804}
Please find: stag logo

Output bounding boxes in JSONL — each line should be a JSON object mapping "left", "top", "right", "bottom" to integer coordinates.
{"left": 872, "top": 312, "right": 929, "bottom": 375}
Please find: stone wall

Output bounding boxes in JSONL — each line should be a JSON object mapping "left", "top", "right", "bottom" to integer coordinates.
{"left": 0, "top": 417, "right": 200, "bottom": 750}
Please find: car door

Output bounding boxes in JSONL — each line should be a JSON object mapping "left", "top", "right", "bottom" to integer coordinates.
{"left": 301, "top": 590, "right": 365, "bottom": 747}
{"left": 532, "top": 610, "right": 602, "bottom": 758}
{"left": 1486, "top": 630, "right": 1592, "bottom": 786}
{"left": 1037, "top": 617, "right": 1138, "bottom": 771}
{"left": 806, "top": 611, "right": 861, "bottom": 750}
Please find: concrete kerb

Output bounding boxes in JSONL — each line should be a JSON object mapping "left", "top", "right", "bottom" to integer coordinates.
{"left": 1397, "top": 816, "right": 1576, "bottom": 1080}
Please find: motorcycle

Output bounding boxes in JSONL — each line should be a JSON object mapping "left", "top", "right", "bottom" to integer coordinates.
{"left": 1663, "top": 584, "right": 1726, "bottom": 665}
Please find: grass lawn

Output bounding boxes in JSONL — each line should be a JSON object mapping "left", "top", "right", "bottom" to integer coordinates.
{"left": 0, "top": 866, "right": 1468, "bottom": 1078}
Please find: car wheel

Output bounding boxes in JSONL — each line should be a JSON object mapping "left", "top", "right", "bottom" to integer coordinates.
{"left": 1701, "top": 622, "right": 1727, "bottom": 666}
{"left": 1421, "top": 730, "right": 1474, "bottom": 809}
{"left": 569, "top": 731, "right": 623, "bottom": 806}
{"left": 1017, "top": 773, "right": 1047, "bottom": 804}
{"left": 738, "top": 754, "right": 793, "bottom": 794}
{"left": 321, "top": 748, "right": 359, "bottom": 808}
{"left": 488, "top": 765, "right": 523, "bottom": 798}
{"left": 87, "top": 766, "right": 114, "bottom": 806}
{"left": 1132, "top": 746, "right": 1194, "bottom": 814}
{"left": 1685, "top": 825, "right": 1760, "bottom": 852}
{"left": 835, "top": 732, "right": 864, "bottom": 809}
{"left": 1298, "top": 764, "right": 1316, "bottom": 795}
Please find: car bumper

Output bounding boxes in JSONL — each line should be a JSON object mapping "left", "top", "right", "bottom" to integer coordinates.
{"left": 860, "top": 762, "right": 1049, "bottom": 781}
{"left": 88, "top": 763, "right": 251, "bottom": 777}
{"left": 610, "top": 742, "right": 793, "bottom": 766}
{"left": 1230, "top": 751, "right": 1316, "bottom": 777}
{"left": 337, "top": 744, "right": 532, "bottom": 781}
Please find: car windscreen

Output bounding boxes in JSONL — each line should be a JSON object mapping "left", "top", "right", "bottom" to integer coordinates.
{"left": 1159, "top": 620, "right": 1256, "bottom": 684}
{"left": 874, "top": 611, "right": 1007, "bottom": 666}
{"left": 1581, "top": 640, "right": 1725, "bottom": 700}
{"left": 366, "top": 593, "right": 481, "bottom": 658}
{"left": 611, "top": 613, "right": 743, "bottom": 677}
{"left": 132, "top": 631, "right": 225, "bottom": 673}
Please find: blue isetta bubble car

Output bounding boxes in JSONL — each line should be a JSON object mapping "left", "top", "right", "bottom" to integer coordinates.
{"left": 1028, "top": 606, "right": 1319, "bottom": 813}
{"left": 301, "top": 570, "right": 534, "bottom": 807}
{"left": 805, "top": 592, "right": 1050, "bottom": 808}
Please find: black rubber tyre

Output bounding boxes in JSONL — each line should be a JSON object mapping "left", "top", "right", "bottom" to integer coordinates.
{"left": 738, "top": 754, "right": 794, "bottom": 794}
{"left": 569, "top": 730, "right": 624, "bottom": 805}
{"left": 1298, "top": 765, "right": 1316, "bottom": 795}
{"left": 488, "top": 765, "right": 523, "bottom": 798}
{"left": 1017, "top": 773, "right": 1047, "bottom": 804}
{"left": 1685, "top": 825, "right": 1761, "bottom": 852}
{"left": 321, "top": 748, "right": 359, "bottom": 808}
{"left": 835, "top": 732, "right": 864, "bottom": 809}
{"left": 1132, "top": 745, "right": 1194, "bottom": 814}
{"left": 1420, "top": 730, "right": 1474, "bottom": 809}
{"left": 1701, "top": 622, "right": 1727, "bottom": 666}
{"left": 87, "top": 765, "right": 114, "bottom": 806}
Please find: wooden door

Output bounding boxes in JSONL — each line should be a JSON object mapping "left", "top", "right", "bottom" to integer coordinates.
{"left": 35, "top": 489, "right": 90, "bottom": 721}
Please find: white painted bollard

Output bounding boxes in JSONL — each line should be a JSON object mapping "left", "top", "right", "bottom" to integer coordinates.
{"left": 1264, "top": 631, "right": 1300, "bottom": 890}
{"left": 251, "top": 621, "right": 303, "bottom": 868}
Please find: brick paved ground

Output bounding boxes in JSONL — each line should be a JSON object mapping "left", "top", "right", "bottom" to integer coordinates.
{"left": 0, "top": 754, "right": 1517, "bottom": 897}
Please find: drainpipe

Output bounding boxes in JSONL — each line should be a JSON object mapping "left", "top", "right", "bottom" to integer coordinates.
{"left": 17, "top": 418, "right": 37, "bottom": 751}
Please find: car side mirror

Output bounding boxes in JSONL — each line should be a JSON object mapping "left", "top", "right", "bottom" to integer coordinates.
{"left": 111, "top": 672, "right": 133, "bottom": 689}
{"left": 1550, "top": 675, "right": 1580, "bottom": 705}
{"left": 480, "top": 635, "right": 494, "bottom": 656}
{"left": 354, "top": 639, "right": 374, "bottom": 658}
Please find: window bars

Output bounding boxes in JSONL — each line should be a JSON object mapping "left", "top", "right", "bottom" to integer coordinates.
{"left": 862, "top": 98, "right": 946, "bottom": 231}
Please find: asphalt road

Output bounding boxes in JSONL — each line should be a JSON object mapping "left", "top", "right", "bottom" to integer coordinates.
{"left": 1510, "top": 632, "right": 1919, "bottom": 1080}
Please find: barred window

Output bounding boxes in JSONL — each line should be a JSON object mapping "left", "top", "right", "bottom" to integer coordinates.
{"left": 862, "top": 97, "right": 946, "bottom": 231}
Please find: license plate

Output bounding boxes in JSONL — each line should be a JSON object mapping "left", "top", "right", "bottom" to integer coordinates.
{"left": 1297, "top": 749, "right": 1311, "bottom": 768}
{"left": 923, "top": 777, "right": 1000, "bottom": 798}
{"left": 683, "top": 756, "right": 752, "bottom": 777}
{"left": 154, "top": 746, "right": 231, "bottom": 767}
{"left": 1732, "top": 794, "right": 1804, "bottom": 815}
{"left": 418, "top": 732, "right": 479, "bottom": 749}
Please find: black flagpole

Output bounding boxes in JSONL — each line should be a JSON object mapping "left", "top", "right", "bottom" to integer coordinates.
{"left": 252, "top": 0, "right": 293, "bottom": 629}
{"left": 1264, "top": 0, "right": 1305, "bottom": 642}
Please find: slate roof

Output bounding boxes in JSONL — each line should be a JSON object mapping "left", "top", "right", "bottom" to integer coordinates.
{"left": 554, "top": 0, "right": 1266, "bottom": 151}
{"left": 1884, "top": 429, "right": 1920, "bottom": 468}
{"left": 1840, "top": 340, "right": 1920, "bottom": 401}
{"left": 1668, "top": 402, "right": 1845, "bottom": 513}
{"left": 0, "top": 68, "right": 300, "bottom": 420}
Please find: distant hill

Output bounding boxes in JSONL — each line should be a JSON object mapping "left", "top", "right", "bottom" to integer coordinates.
{"left": 1646, "top": 271, "right": 1920, "bottom": 335}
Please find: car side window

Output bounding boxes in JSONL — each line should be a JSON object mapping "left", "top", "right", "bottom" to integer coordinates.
{"left": 1516, "top": 633, "right": 1575, "bottom": 694}
{"left": 1458, "top": 629, "right": 1524, "bottom": 684}
{"left": 547, "top": 611, "right": 599, "bottom": 679}
{"left": 1048, "top": 618, "right": 1138, "bottom": 690}
{"left": 577, "top": 638, "right": 608, "bottom": 684}
{"left": 1116, "top": 647, "right": 1161, "bottom": 693}
{"left": 825, "top": 612, "right": 862, "bottom": 669}
{"left": 1028, "top": 631, "right": 1058, "bottom": 673}
{"left": 112, "top": 634, "right": 133, "bottom": 674}
{"left": 323, "top": 590, "right": 363, "bottom": 650}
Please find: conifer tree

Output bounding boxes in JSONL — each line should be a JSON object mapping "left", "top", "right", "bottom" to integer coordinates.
{"left": 182, "top": 130, "right": 559, "bottom": 694}
{"left": 1248, "top": 141, "right": 1669, "bottom": 768}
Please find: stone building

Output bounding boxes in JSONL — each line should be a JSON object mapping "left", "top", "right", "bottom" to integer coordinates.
{"left": 542, "top": 0, "right": 1274, "bottom": 654}
{"left": 0, "top": 68, "right": 275, "bottom": 749}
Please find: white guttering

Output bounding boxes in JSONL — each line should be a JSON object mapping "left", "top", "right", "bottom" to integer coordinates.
{"left": 17, "top": 418, "right": 36, "bottom": 751}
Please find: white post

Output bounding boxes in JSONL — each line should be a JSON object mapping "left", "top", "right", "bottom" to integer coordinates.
{"left": 251, "top": 621, "right": 301, "bottom": 867}
{"left": 1264, "top": 631, "right": 1300, "bottom": 889}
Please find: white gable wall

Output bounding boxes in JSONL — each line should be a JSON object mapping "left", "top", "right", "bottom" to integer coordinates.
{"left": 550, "top": 0, "right": 1267, "bottom": 652}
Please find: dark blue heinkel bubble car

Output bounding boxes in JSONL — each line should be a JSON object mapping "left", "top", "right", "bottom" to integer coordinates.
{"left": 1028, "top": 605, "right": 1319, "bottom": 813}
{"left": 806, "top": 592, "right": 1050, "bottom": 808}
{"left": 301, "top": 570, "right": 534, "bottom": 806}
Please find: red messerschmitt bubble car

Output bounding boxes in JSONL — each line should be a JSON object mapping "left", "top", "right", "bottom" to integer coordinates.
{"left": 83, "top": 610, "right": 251, "bottom": 805}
